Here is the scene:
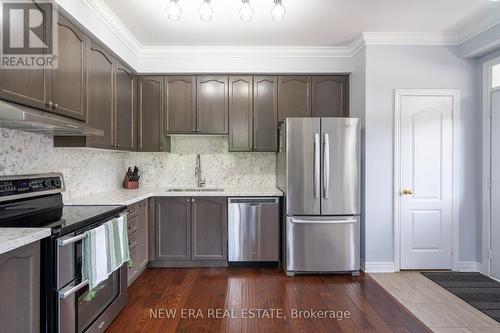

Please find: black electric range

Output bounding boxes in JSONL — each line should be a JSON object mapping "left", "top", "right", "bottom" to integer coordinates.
{"left": 0, "top": 173, "right": 128, "bottom": 333}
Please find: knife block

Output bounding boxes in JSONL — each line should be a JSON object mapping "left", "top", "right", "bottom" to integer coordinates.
{"left": 122, "top": 176, "right": 139, "bottom": 189}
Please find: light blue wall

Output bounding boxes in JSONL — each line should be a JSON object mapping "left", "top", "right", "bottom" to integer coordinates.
{"left": 361, "top": 45, "right": 480, "bottom": 264}
{"left": 350, "top": 47, "right": 367, "bottom": 261}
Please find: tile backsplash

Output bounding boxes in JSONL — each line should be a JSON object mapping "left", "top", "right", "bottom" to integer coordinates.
{"left": 127, "top": 136, "right": 276, "bottom": 188}
{"left": 0, "top": 128, "right": 128, "bottom": 200}
{"left": 0, "top": 129, "right": 276, "bottom": 200}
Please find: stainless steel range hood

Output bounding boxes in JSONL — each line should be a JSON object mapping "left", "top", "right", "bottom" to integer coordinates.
{"left": 0, "top": 100, "right": 104, "bottom": 136}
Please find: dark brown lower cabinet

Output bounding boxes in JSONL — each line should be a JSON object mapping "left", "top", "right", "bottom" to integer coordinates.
{"left": 0, "top": 242, "right": 40, "bottom": 333}
{"left": 191, "top": 197, "right": 227, "bottom": 260}
{"left": 152, "top": 197, "right": 227, "bottom": 267}
{"left": 155, "top": 197, "right": 191, "bottom": 261}
{"left": 127, "top": 199, "right": 148, "bottom": 286}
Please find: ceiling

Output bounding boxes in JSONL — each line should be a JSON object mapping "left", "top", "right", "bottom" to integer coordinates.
{"left": 101, "top": 0, "right": 500, "bottom": 47}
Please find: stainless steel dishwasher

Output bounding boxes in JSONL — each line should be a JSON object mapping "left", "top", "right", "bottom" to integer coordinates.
{"left": 228, "top": 197, "right": 279, "bottom": 263}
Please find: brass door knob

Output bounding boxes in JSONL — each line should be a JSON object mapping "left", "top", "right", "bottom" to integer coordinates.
{"left": 402, "top": 188, "right": 413, "bottom": 195}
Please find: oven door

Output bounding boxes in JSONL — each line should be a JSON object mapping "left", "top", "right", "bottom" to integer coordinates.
{"left": 56, "top": 229, "right": 127, "bottom": 333}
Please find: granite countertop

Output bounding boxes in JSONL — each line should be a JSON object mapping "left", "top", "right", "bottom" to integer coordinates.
{"left": 67, "top": 186, "right": 283, "bottom": 206}
{"left": 0, "top": 228, "right": 51, "bottom": 255}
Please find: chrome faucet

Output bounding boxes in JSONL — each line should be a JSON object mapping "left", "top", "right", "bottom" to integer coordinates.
{"left": 195, "top": 154, "right": 206, "bottom": 188}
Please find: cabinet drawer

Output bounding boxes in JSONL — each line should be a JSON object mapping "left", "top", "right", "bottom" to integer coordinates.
{"left": 128, "top": 232, "right": 138, "bottom": 251}
{"left": 127, "top": 216, "right": 139, "bottom": 235}
{"left": 127, "top": 203, "right": 138, "bottom": 217}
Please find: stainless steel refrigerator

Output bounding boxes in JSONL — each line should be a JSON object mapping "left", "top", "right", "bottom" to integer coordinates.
{"left": 277, "top": 117, "right": 360, "bottom": 276}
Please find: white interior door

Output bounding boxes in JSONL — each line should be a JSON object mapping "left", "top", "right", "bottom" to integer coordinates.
{"left": 399, "top": 94, "right": 454, "bottom": 270}
{"left": 490, "top": 90, "right": 500, "bottom": 280}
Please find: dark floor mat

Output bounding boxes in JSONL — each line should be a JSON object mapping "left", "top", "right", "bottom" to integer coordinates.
{"left": 422, "top": 272, "right": 500, "bottom": 322}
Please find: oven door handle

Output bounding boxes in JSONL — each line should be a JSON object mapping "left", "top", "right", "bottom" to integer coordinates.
{"left": 59, "top": 280, "right": 89, "bottom": 299}
{"left": 58, "top": 233, "right": 86, "bottom": 247}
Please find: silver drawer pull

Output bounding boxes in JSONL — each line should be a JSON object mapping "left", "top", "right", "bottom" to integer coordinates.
{"left": 58, "top": 233, "right": 86, "bottom": 246}
{"left": 59, "top": 280, "right": 88, "bottom": 299}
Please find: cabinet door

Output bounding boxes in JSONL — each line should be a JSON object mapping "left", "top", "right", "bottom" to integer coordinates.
{"left": 138, "top": 76, "right": 162, "bottom": 152}
{"left": 164, "top": 76, "right": 196, "bottom": 134}
{"left": 0, "top": 1, "right": 51, "bottom": 111}
{"left": 191, "top": 197, "right": 227, "bottom": 260}
{"left": 156, "top": 197, "right": 191, "bottom": 260}
{"left": 137, "top": 200, "right": 149, "bottom": 269}
{"left": 115, "top": 63, "right": 137, "bottom": 151}
{"left": 253, "top": 76, "right": 278, "bottom": 152}
{"left": 87, "top": 43, "right": 114, "bottom": 149}
{"left": 228, "top": 76, "right": 253, "bottom": 152}
{"left": 197, "top": 76, "right": 228, "bottom": 134}
{"left": 278, "top": 76, "right": 311, "bottom": 122}
{"left": 51, "top": 14, "right": 88, "bottom": 121}
{"left": 311, "top": 76, "right": 349, "bottom": 117}
{"left": 0, "top": 242, "right": 40, "bottom": 333}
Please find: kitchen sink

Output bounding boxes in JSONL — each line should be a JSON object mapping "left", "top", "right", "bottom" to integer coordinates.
{"left": 168, "top": 188, "right": 225, "bottom": 192}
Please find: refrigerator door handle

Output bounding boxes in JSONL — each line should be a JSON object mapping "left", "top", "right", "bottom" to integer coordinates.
{"left": 291, "top": 218, "right": 357, "bottom": 224}
{"left": 323, "top": 133, "right": 330, "bottom": 198}
{"left": 314, "top": 133, "right": 320, "bottom": 199}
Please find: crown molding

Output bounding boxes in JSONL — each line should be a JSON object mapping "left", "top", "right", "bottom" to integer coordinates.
{"left": 77, "top": 0, "right": 470, "bottom": 72}
{"left": 361, "top": 32, "right": 460, "bottom": 46}
{"left": 81, "top": 0, "right": 142, "bottom": 55}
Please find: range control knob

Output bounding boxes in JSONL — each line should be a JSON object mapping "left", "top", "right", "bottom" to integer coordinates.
{"left": 44, "top": 179, "right": 52, "bottom": 187}
{"left": 52, "top": 178, "right": 61, "bottom": 188}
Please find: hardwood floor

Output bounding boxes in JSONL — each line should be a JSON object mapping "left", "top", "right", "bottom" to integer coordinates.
{"left": 106, "top": 268, "right": 430, "bottom": 333}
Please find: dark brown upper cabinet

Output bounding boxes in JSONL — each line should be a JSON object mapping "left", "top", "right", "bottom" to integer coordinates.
{"left": 114, "top": 63, "right": 137, "bottom": 151}
{"left": 0, "top": 1, "right": 51, "bottom": 112}
{"left": 86, "top": 43, "right": 114, "bottom": 150}
{"left": 51, "top": 14, "right": 89, "bottom": 121}
{"left": 196, "top": 76, "right": 228, "bottom": 134}
{"left": 138, "top": 76, "right": 170, "bottom": 152}
{"left": 278, "top": 76, "right": 312, "bottom": 122}
{"left": 164, "top": 76, "right": 196, "bottom": 134}
{"left": 0, "top": 11, "right": 88, "bottom": 121}
{"left": 253, "top": 76, "right": 278, "bottom": 152}
{"left": 311, "top": 76, "right": 349, "bottom": 117}
{"left": 228, "top": 76, "right": 253, "bottom": 152}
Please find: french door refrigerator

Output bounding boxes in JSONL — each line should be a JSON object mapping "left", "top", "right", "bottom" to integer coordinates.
{"left": 277, "top": 118, "right": 360, "bottom": 276}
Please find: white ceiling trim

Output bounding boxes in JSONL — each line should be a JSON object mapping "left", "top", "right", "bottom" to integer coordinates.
{"left": 362, "top": 32, "right": 460, "bottom": 46}
{"left": 82, "top": 0, "right": 142, "bottom": 55}
{"left": 78, "top": 0, "right": 482, "bottom": 72}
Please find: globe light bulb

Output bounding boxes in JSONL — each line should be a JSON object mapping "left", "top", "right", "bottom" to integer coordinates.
{"left": 199, "top": 0, "right": 213, "bottom": 22}
{"left": 271, "top": 0, "right": 286, "bottom": 22}
{"left": 240, "top": 0, "right": 253, "bottom": 22}
{"left": 166, "top": 0, "right": 181, "bottom": 21}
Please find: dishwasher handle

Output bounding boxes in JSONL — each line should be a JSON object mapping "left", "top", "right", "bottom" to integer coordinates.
{"left": 228, "top": 198, "right": 279, "bottom": 204}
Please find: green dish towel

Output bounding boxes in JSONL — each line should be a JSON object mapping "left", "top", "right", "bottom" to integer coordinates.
{"left": 82, "top": 214, "right": 131, "bottom": 301}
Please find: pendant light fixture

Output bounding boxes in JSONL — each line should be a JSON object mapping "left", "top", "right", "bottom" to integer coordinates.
{"left": 166, "top": 0, "right": 181, "bottom": 21}
{"left": 239, "top": 0, "right": 253, "bottom": 22}
{"left": 271, "top": 0, "right": 286, "bottom": 22}
{"left": 199, "top": 0, "right": 213, "bottom": 22}
{"left": 166, "top": 0, "right": 286, "bottom": 22}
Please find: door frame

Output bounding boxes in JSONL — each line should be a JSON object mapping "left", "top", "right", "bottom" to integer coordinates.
{"left": 393, "top": 89, "right": 460, "bottom": 272}
{"left": 482, "top": 56, "right": 500, "bottom": 276}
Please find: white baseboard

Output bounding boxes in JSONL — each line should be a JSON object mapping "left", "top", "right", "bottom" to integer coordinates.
{"left": 455, "top": 261, "right": 481, "bottom": 272}
{"left": 361, "top": 260, "right": 396, "bottom": 273}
